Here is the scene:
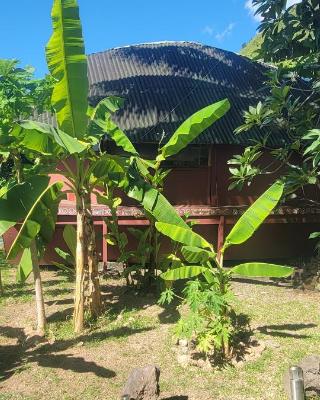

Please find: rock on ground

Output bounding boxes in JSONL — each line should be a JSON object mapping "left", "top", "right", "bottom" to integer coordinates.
{"left": 121, "top": 365, "right": 160, "bottom": 400}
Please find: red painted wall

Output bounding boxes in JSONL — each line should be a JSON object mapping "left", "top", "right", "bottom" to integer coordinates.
{"left": 3, "top": 145, "right": 319, "bottom": 265}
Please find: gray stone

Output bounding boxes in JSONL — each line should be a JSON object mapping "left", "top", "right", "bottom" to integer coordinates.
{"left": 284, "top": 355, "right": 320, "bottom": 398}
{"left": 121, "top": 365, "right": 160, "bottom": 400}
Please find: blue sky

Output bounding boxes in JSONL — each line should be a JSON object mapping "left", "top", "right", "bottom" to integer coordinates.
{"left": 0, "top": 0, "right": 262, "bottom": 77}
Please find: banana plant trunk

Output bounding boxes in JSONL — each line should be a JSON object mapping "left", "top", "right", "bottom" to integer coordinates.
{"left": 13, "top": 153, "right": 47, "bottom": 333}
{"left": 74, "top": 195, "right": 86, "bottom": 333}
{"left": 85, "top": 192, "right": 102, "bottom": 318}
{"left": 0, "top": 267, "right": 3, "bottom": 295}
{"left": 30, "top": 240, "right": 46, "bottom": 335}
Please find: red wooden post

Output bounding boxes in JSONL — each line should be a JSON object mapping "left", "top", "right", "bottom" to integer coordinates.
{"left": 102, "top": 220, "right": 108, "bottom": 266}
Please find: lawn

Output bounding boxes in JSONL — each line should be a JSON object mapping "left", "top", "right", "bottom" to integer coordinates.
{"left": 0, "top": 261, "right": 320, "bottom": 400}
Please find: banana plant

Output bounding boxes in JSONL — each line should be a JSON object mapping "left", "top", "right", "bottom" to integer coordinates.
{"left": 155, "top": 181, "right": 293, "bottom": 358}
{"left": 53, "top": 225, "right": 77, "bottom": 275}
{"left": 0, "top": 0, "right": 132, "bottom": 333}
{"left": 95, "top": 98, "right": 230, "bottom": 282}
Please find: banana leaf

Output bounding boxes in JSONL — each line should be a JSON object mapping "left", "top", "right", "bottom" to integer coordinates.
{"left": 62, "top": 225, "right": 76, "bottom": 259}
{"left": 126, "top": 164, "right": 188, "bottom": 229}
{"left": 13, "top": 121, "right": 87, "bottom": 155}
{"left": 223, "top": 181, "right": 284, "bottom": 249}
{"left": 161, "top": 265, "right": 209, "bottom": 281}
{"left": 156, "top": 222, "right": 213, "bottom": 250}
{"left": 181, "top": 246, "right": 216, "bottom": 263}
{"left": 8, "top": 181, "right": 65, "bottom": 259}
{"left": 158, "top": 99, "right": 230, "bottom": 160}
{"left": 0, "top": 176, "right": 51, "bottom": 236}
{"left": 16, "top": 248, "right": 33, "bottom": 283}
{"left": 46, "top": 0, "right": 88, "bottom": 138}
{"left": 231, "top": 262, "right": 293, "bottom": 278}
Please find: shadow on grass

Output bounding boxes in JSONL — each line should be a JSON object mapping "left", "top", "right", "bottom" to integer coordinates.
{"left": 0, "top": 322, "right": 131, "bottom": 381}
{"left": 46, "top": 298, "right": 74, "bottom": 306}
{"left": 45, "top": 288, "right": 72, "bottom": 297}
{"left": 162, "top": 397, "right": 188, "bottom": 400}
{"left": 101, "top": 282, "right": 180, "bottom": 325}
{"left": 256, "top": 323, "right": 317, "bottom": 339}
{"left": 47, "top": 307, "right": 73, "bottom": 323}
{"left": 161, "top": 396, "right": 189, "bottom": 400}
{"left": 232, "top": 277, "right": 292, "bottom": 288}
{"left": 34, "top": 353, "right": 115, "bottom": 378}
{"left": 0, "top": 322, "right": 153, "bottom": 382}
{"left": 0, "top": 284, "right": 33, "bottom": 299}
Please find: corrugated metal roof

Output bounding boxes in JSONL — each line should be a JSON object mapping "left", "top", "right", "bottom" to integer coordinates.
{"left": 41, "top": 41, "right": 291, "bottom": 146}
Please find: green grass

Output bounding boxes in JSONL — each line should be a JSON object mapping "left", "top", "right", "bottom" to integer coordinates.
{"left": 1, "top": 265, "right": 320, "bottom": 400}
{"left": 0, "top": 255, "right": 33, "bottom": 307}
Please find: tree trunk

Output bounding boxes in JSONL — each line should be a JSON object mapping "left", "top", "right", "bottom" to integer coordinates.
{"left": 0, "top": 267, "right": 3, "bottom": 296}
{"left": 74, "top": 196, "right": 86, "bottom": 333}
{"left": 85, "top": 193, "right": 102, "bottom": 318}
{"left": 30, "top": 240, "right": 46, "bottom": 335}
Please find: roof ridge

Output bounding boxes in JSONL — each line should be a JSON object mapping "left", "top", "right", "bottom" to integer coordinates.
{"left": 87, "top": 41, "right": 229, "bottom": 58}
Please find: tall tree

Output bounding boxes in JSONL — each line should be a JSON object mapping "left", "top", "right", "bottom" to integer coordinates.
{"left": 229, "top": 0, "right": 320, "bottom": 204}
{"left": 0, "top": 60, "right": 52, "bottom": 333}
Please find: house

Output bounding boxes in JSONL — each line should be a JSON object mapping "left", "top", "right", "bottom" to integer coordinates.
{"left": 4, "top": 41, "right": 320, "bottom": 264}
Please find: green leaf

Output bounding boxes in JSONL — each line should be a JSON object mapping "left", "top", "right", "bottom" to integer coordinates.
{"left": 155, "top": 222, "right": 212, "bottom": 250}
{"left": 63, "top": 225, "right": 76, "bottom": 259}
{"left": 231, "top": 262, "right": 293, "bottom": 278}
{"left": 13, "top": 121, "right": 87, "bottom": 155}
{"left": 8, "top": 181, "right": 64, "bottom": 259}
{"left": 16, "top": 248, "right": 33, "bottom": 283}
{"left": 91, "top": 113, "right": 138, "bottom": 155}
{"left": 52, "top": 261, "right": 74, "bottom": 275}
{"left": 161, "top": 265, "right": 209, "bottom": 281}
{"left": 91, "top": 155, "right": 128, "bottom": 187}
{"left": 46, "top": 0, "right": 88, "bottom": 138}
{"left": 91, "top": 96, "right": 125, "bottom": 117}
{"left": 55, "top": 247, "right": 74, "bottom": 266}
{"left": 309, "top": 232, "right": 320, "bottom": 239}
{"left": 181, "top": 246, "right": 216, "bottom": 263}
{"left": 224, "top": 181, "right": 284, "bottom": 249}
{"left": 0, "top": 176, "right": 51, "bottom": 236}
{"left": 158, "top": 99, "right": 230, "bottom": 160}
{"left": 127, "top": 166, "right": 188, "bottom": 228}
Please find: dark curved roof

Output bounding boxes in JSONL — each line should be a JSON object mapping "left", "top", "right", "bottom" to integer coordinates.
{"left": 41, "top": 41, "right": 288, "bottom": 146}
{"left": 86, "top": 41, "right": 282, "bottom": 146}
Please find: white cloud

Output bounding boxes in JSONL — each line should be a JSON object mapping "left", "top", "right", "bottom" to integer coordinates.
{"left": 245, "top": 0, "right": 262, "bottom": 22}
{"left": 245, "top": 0, "right": 301, "bottom": 22}
{"left": 215, "top": 23, "right": 235, "bottom": 42}
{"left": 286, "top": 0, "right": 300, "bottom": 7}
{"left": 202, "top": 25, "right": 214, "bottom": 36}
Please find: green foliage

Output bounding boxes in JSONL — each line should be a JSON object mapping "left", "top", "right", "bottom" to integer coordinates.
{"left": 155, "top": 222, "right": 213, "bottom": 250}
{"left": 229, "top": 1, "right": 320, "bottom": 233}
{"left": 158, "top": 181, "right": 293, "bottom": 358}
{"left": 46, "top": 0, "right": 88, "bottom": 138}
{"left": 231, "top": 262, "right": 293, "bottom": 278}
{"left": 161, "top": 265, "right": 209, "bottom": 281}
{"left": 223, "top": 181, "right": 284, "bottom": 249}
{"left": 240, "top": 34, "right": 263, "bottom": 59}
{"left": 0, "top": 59, "right": 52, "bottom": 182}
{"left": 175, "top": 279, "right": 233, "bottom": 354}
{"left": 13, "top": 121, "right": 87, "bottom": 155}
{"left": 16, "top": 248, "right": 33, "bottom": 283}
{"left": 253, "top": 0, "right": 320, "bottom": 75}
{"left": 157, "top": 99, "right": 230, "bottom": 160}
{"left": 7, "top": 181, "right": 65, "bottom": 259}
{"left": 0, "top": 176, "right": 52, "bottom": 236}
{"left": 53, "top": 225, "right": 76, "bottom": 274}
{"left": 181, "top": 246, "right": 215, "bottom": 264}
